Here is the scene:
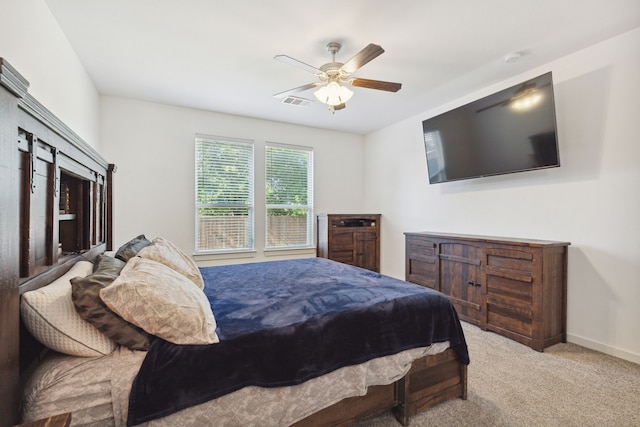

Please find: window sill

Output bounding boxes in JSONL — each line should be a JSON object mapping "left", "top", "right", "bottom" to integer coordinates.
{"left": 193, "top": 250, "right": 257, "bottom": 262}
{"left": 263, "top": 247, "right": 316, "bottom": 257}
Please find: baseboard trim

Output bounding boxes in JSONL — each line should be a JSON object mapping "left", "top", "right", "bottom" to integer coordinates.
{"left": 567, "top": 333, "right": 640, "bottom": 365}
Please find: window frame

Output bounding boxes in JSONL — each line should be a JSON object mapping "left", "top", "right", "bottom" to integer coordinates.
{"left": 264, "top": 141, "right": 314, "bottom": 251}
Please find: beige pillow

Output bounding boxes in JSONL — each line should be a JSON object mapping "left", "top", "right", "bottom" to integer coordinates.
{"left": 21, "top": 261, "right": 117, "bottom": 357}
{"left": 138, "top": 237, "right": 204, "bottom": 289}
{"left": 100, "top": 257, "right": 218, "bottom": 345}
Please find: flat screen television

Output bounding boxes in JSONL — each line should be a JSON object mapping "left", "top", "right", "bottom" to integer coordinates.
{"left": 422, "top": 72, "right": 559, "bottom": 184}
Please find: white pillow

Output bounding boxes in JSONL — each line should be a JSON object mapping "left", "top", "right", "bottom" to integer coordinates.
{"left": 21, "top": 261, "right": 117, "bottom": 357}
{"left": 100, "top": 257, "right": 218, "bottom": 345}
{"left": 138, "top": 237, "right": 204, "bottom": 289}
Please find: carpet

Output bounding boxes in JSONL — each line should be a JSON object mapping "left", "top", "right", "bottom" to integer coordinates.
{"left": 355, "top": 322, "right": 640, "bottom": 426}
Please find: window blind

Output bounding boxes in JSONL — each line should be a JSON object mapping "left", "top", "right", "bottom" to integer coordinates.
{"left": 195, "top": 135, "right": 254, "bottom": 252}
{"left": 265, "top": 142, "right": 314, "bottom": 249}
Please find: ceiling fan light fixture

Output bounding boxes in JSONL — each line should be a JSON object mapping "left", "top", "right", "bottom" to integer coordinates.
{"left": 314, "top": 81, "right": 353, "bottom": 106}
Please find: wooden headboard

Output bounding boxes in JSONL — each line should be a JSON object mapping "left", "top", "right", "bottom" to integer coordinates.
{"left": 0, "top": 58, "right": 114, "bottom": 427}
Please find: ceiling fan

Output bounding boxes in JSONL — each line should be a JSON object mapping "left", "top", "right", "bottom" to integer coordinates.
{"left": 273, "top": 42, "right": 402, "bottom": 112}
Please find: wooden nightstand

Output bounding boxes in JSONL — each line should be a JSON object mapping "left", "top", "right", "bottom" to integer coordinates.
{"left": 15, "top": 413, "right": 71, "bottom": 427}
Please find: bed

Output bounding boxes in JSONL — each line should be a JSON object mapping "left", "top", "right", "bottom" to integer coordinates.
{"left": 0, "top": 58, "right": 468, "bottom": 427}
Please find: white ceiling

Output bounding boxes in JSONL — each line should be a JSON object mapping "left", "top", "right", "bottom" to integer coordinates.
{"left": 45, "top": 0, "right": 640, "bottom": 135}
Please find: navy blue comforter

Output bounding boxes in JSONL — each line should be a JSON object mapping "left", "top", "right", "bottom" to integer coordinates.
{"left": 127, "top": 258, "right": 469, "bottom": 425}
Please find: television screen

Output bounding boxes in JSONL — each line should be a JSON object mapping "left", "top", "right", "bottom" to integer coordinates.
{"left": 422, "top": 72, "right": 559, "bottom": 184}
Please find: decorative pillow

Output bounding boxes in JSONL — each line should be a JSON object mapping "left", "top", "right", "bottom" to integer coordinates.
{"left": 21, "top": 261, "right": 117, "bottom": 357}
{"left": 115, "top": 234, "right": 151, "bottom": 262}
{"left": 71, "top": 255, "right": 151, "bottom": 351}
{"left": 137, "top": 237, "right": 204, "bottom": 289}
{"left": 100, "top": 257, "right": 219, "bottom": 345}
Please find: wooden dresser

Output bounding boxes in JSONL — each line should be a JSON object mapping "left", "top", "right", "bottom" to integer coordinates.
{"left": 405, "top": 232, "right": 570, "bottom": 351}
{"left": 317, "top": 214, "right": 380, "bottom": 272}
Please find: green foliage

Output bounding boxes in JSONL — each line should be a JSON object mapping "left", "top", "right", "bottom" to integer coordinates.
{"left": 196, "top": 139, "right": 252, "bottom": 206}
{"left": 196, "top": 141, "right": 311, "bottom": 218}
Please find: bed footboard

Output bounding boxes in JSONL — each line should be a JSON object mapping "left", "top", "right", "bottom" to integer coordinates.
{"left": 293, "top": 348, "right": 467, "bottom": 426}
{"left": 393, "top": 348, "right": 467, "bottom": 425}
{"left": 292, "top": 382, "right": 397, "bottom": 427}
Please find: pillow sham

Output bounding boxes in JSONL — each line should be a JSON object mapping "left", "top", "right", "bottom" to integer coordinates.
{"left": 71, "top": 255, "right": 151, "bottom": 351}
{"left": 137, "top": 237, "right": 204, "bottom": 289}
{"left": 100, "top": 257, "right": 219, "bottom": 345}
{"left": 21, "top": 261, "right": 117, "bottom": 357}
{"left": 115, "top": 234, "right": 151, "bottom": 262}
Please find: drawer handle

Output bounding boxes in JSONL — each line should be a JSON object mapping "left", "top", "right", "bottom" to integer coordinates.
{"left": 467, "top": 281, "right": 482, "bottom": 287}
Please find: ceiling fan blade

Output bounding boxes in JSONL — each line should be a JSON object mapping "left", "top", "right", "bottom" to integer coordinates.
{"left": 349, "top": 78, "right": 402, "bottom": 92}
{"left": 341, "top": 44, "right": 385, "bottom": 74}
{"left": 274, "top": 55, "right": 322, "bottom": 75}
{"left": 333, "top": 103, "right": 346, "bottom": 111}
{"left": 273, "top": 82, "right": 322, "bottom": 99}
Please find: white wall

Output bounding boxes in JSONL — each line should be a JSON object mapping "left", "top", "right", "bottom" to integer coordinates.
{"left": 0, "top": 0, "right": 100, "bottom": 148}
{"left": 363, "top": 28, "right": 640, "bottom": 364}
{"left": 100, "top": 96, "right": 365, "bottom": 265}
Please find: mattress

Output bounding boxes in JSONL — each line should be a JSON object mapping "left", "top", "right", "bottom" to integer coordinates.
{"left": 21, "top": 342, "right": 449, "bottom": 426}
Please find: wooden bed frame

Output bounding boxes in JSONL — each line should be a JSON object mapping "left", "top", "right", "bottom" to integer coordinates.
{"left": 0, "top": 58, "right": 467, "bottom": 427}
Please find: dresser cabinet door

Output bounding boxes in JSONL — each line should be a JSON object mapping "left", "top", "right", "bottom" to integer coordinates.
{"left": 328, "top": 230, "right": 356, "bottom": 265}
{"left": 355, "top": 232, "right": 378, "bottom": 272}
{"left": 439, "top": 242, "right": 483, "bottom": 326}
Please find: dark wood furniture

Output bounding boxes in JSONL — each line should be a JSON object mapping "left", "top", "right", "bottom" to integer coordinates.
{"left": 0, "top": 58, "right": 113, "bottom": 427}
{"left": 14, "top": 413, "right": 72, "bottom": 427}
{"left": 405, "top": 232, "right": 570, "bottom": 352}
{"left": 317, "top": 214, "right": 381, "bottom": 272}
{"left": 294, "top": 348, "right": 466, "bottom": 426}
{"left": 0, "top": 59, "right": 466, "bottom": 427}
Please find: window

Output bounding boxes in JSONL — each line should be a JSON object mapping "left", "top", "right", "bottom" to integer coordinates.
{"left": 265, "top": 142, "right": 314, "bottom": 249}
{"left": 195, "top": 135, "right": 254, "bottom": 253}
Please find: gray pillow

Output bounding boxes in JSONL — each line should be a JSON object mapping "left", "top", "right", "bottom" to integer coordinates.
{"left": 115, "top": 234, "right": 151, "bottom": 262}
{"left": 71, "top": 255, "right": 151, "bottom": 350}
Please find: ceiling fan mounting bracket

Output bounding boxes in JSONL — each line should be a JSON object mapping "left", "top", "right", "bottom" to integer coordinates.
{"left": 321, "top": 42, "right": 345, "bottom": 79}
{"left": 326, "top": 42, "right": 341, "bottom": 55}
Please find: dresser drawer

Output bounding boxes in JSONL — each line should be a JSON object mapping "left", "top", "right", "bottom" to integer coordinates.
{"left": 486, "top": 301, "right": 533, "bottom": 338}
{"left": 485, "top": 269, "right": 533, "bottom": 307}
{"left": 405, "top": 236, "right": 438, "bottom": 289}
{"left": 484, "top": 247, "right": 539, "bottom": 273}
{"left": 407, "top": 258, "right": 437, "bottom": 289}
{"left": 406, "top": 236, "right": 437, "bottom": 258}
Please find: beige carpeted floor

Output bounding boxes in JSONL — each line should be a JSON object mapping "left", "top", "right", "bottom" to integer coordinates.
{"left": 355, "top": 322, "right": 640, "bottom": 427}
